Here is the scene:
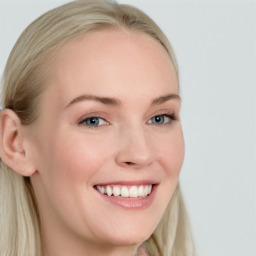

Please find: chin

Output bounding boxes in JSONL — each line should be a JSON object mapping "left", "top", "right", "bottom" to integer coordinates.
{"left": 95, "top": 219, "right": 156, "bottom": 247}
{"left": 105, "top": 233, "right": 151, "bottom": 247}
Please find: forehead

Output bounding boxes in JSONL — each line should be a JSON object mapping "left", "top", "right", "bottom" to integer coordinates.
{"left": 44, "top": 28, "right": 178, "bottom": 108}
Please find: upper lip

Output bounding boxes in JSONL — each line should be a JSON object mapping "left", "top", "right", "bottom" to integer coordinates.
{"left": 94, "top": 180, "right": 158, "bottom": 186}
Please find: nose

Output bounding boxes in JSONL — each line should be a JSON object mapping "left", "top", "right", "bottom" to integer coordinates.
{"left": 115, "top": 126, "right": 154, "bottom": 169}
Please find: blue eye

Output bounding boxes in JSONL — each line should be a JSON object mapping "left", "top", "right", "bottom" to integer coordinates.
{"left": 148, "top": 114, "right": 174, "bottom": 125}
{"left": 80, "top": 117, "right": 108, "bottom": 127}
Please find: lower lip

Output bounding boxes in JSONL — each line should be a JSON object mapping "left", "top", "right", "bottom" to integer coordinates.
{"left": 94, "top": 185, "right": 158, "bottom": 210}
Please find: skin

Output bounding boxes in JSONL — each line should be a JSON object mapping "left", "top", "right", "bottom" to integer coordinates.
{"left": 1, "top": 29, "right": 184, "bottom": 256}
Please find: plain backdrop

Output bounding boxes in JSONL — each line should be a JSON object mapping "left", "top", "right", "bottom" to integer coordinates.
{"left": 0, "top": 0, "right": 255, "bottom": 256}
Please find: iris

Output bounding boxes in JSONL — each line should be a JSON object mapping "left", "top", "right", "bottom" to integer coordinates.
{"left": 151, "top": 115, "right": 165, "bottom": 124}
{"left": 85, "top": 117, "right": 100, "bottom": 126}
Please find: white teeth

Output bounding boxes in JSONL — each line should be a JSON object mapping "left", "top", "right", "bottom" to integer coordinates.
{"left": 129, "top": 186, "right": 138, "bottom": 198}
{"left": 106, "top": 186, "right": 112, "bottom": 196}
{"left": 148, "top": 185, "right": 152, "bottom": 194}
{"left": 113, "top": 186, "right": 121, "bottom": 197}
{"left": 145, "top": 185, "right": 152, "bottom": 196}
{"left": 96, "top": 185, "right": 105, "bottom": 194}
{"left": 138, "top": 185, "right": 144, "bottom": 197}
{"left": 96, "top": 185, "right": 153, "bottom": 198}
{"left": 121, "top": 186, "right": 129, "bottom": 198}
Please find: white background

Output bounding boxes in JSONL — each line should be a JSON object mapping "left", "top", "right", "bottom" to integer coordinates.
{"left": 0, "top": 0, "right": 255, "bottom": 256}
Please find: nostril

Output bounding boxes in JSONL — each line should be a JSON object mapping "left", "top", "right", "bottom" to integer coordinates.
{"left": 125, "top": 162, "right": 134, "bottom": 165}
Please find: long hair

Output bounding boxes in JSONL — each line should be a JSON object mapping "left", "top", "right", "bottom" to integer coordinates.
{"left": 0, "top": 1, "right": 196, "bottom": 255}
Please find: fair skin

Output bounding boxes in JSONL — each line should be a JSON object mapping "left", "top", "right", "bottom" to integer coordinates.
{"left": 0, "top": 29, "right": 184, "bottom": 256}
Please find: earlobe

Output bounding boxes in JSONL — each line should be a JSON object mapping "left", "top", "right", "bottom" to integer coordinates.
{"left": 0, "top": 109, "right": 36, "bottom": 176}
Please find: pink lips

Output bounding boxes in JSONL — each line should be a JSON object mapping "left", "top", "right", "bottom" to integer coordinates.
{"left": 94, "top": 183, "right": 158, "bottom": 210}
{"left": 95, "top": 180, "right": 156, "bottom": 186}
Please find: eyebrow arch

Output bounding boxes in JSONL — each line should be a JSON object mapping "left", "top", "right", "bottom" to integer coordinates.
{"left": 151, "top": 93, "right": 181, "bottom": 105}
{"left": 64, "top": 93, "right": 180, "bottom": 109}
{"left": 65, "top": 94, "right": 121, "bottom": 109}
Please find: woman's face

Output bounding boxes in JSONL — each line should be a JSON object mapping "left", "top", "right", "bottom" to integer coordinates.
{"left": 29, "top": 29, "right": 184, "bottom": 253}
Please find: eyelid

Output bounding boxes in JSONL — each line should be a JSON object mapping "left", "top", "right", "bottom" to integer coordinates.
{"left": 76, "top": 109, "right": 178, "bottom": 127}
{"left": 79, "top": 116, "right": 108, "bottom": 125}
{"left": 148, "top": 110, "right": 176, "bottom": 119}
{"left": 147, "top": 114, "right": 174, "bottom": 124}
{"left": 146, "top": 110, "right": 177, "bottom": 125}
{"left": 77, "top": 112, "right": 110, "bottom": 126}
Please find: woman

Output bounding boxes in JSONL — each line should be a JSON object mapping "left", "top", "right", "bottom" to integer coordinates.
{"left": 0, "top": 0, "right": 196, "bottom": 255}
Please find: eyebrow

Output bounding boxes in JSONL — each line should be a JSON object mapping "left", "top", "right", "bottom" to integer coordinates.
{"left": 65, "top": 94, "right": 121, "bottom": 108}
{"left": 152, "top": 94, "right": 181, "bottom": 105}
{"left": 64, "top": 93, "right": 180, "bottom": 109}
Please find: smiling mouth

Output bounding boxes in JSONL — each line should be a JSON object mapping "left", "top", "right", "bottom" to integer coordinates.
{"left": 94, "top": 184, "right": 153, "bottom": 198}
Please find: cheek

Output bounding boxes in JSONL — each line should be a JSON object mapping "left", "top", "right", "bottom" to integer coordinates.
{"left": 53, "top": 134, "right": 109, "bottom": 181}
{"left": 158, "top": 127, "right": 185, "bottom": 177}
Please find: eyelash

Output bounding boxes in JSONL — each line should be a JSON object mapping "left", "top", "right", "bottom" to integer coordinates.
{"left": 78, "top": 115, "right": 109, "bottom": 127}
{"left": 78, "top": 112, "right": 176, "bottom": 129}
{"left": 148, "top": 114, "right": 175, "bottom": 126}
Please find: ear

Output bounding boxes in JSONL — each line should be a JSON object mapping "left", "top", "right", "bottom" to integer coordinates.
{"left": 0, "top": 109, "right": 36, "bottom": 176}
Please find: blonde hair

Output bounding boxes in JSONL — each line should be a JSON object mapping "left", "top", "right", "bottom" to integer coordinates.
{"left": 0, "top": 1, "right": 196, "bottom": 255}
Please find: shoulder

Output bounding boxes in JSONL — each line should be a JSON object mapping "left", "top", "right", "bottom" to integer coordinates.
{"left": 136, "top": 244, "right": 151, "bottom": 256}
